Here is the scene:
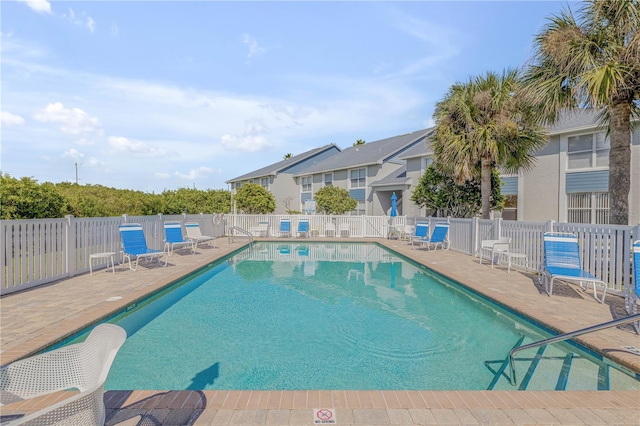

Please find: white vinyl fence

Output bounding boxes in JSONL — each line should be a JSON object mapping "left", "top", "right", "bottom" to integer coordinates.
{"left": 1, "top": 214, "right": 637, "bottom": 296}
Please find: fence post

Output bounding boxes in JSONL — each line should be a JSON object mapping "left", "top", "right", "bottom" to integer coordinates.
{"left": 471, "top": 217, "right": 478, "bottom": 256}
{"left": 545, "top": 220, "right": 555, "bottom": 233}
{"left": 122, "top": 214, "right": 128, "bottom": 223}
{"left": 65, "top": 215, "right": 76, "bottom": 277}
{"left": 495, "top": 217, "right": 502, "bottom": 239}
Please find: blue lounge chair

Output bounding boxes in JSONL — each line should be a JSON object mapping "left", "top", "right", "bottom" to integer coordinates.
{"left": 297, "top": 218, "right": 310, "bottom": 238}
{"left": 119, "top": 223, "right": 166, "bottom": 270}
{"left": 625, "top": 240, "right": 640, "bottom": 332}
{"left": 163, "top": 221, "right": 196, "bottom": 256}
{"left": 279, "top": 218, "right": 291, "bottom": 238}
{"left": 413, "top": 222, "right": 450, "bottom": 251}
{"left": 541, "top": 232, "right": 607, "bottom": 303}
{"left": 410, "top": 222, "right": 429, "bottom": 249}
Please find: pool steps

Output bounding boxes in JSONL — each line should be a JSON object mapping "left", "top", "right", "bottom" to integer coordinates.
{"left": 489, "top": 342, "right": 638, "bottom": 391}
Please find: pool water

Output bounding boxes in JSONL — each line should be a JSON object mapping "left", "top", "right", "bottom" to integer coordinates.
{"left": 86, "top": 243, "right": 638, "bottom": 391}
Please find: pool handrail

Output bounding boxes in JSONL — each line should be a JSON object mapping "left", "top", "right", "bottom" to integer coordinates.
{"left": 229, "top": 225, "right": 254, "bottom": 245}
{"left": 508, "top": 313, "right": 640, "bottom": 386}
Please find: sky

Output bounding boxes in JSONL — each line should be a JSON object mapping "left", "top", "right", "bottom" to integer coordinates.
{"left": 1, "top": 0, "right": 576, "bottom": 194}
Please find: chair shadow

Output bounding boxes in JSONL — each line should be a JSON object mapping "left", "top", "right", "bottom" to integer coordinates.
{"left": 105, "top": 390, "right": 206, "bottom": 426}
{"left": 105, "top": 362, "right": 219, "bottom": 425}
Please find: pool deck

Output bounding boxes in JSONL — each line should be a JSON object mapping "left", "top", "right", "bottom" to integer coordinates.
{"left": 1, "top": 237, "right": 639, "bottom": 425}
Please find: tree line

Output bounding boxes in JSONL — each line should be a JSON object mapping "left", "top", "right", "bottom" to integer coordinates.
{"left": 0, "top": 173, "right": 231, "bottom": 219}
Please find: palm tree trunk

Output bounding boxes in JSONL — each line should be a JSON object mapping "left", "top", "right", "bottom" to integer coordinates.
{"left": 608, "top": 101, "right": 631, "bottom": 225}
{"left": 481, "top": 158, "right": 492, "bottom": 219}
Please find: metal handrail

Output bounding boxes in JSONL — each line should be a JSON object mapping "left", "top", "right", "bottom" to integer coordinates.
{"left": 229, "top": 225, "right": 254, "bottom": 244}
{"left": 508, "top": 313, "right": 640, "bottom": 386}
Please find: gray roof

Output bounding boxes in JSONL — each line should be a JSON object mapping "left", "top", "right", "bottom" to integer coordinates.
{"left": 548, "top": 109, "right": 603, "bottom": 134}
{"left": 293, "top": 128, "right": 432, "bottom": 176}
{"left": 370, "top": 165, "right": 409, "bottom": 187}
{"left": 226, "top": 144, "right": 339, "bottom": 182}
{"left": 397, "top": 135, "right": 434, "bottom": 159}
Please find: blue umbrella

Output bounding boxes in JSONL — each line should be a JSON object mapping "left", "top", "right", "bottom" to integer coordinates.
{"left": 390, "top": 192, "right": 397, "bottom": 217}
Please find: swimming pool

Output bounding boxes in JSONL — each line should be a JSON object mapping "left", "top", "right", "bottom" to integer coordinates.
{"left": 64, "top": 242, "right": 639, "bottom": 391}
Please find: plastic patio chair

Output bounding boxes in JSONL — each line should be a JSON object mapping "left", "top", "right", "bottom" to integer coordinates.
{"left": 0, "top": 324, "right": 126, "bottom": 426}
{"left": 119, "top": 223, "right": 166, "bottom": 270}
{"left": 324, "top": 222, "right": 336, "bottom": 238}
{"left": 541, "top": 232, "right": 607, "bottom": 303}
{"left": 163, "top": 221, "right": 197, "bottom": 256}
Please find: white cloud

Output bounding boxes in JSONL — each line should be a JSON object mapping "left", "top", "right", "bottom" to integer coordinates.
{"left": 108, "top": 136, "right": 169, "bottom": 158}
{"left": 1, "top": 111, "right": 25, "bottom": 126}
{"left": 61, "top": 8, "right": 96, "bottom": 33}
{"left": 75, "top": 137, "right": 95, "bottom": 146}
{"left": 34, "top": 102, "right": 100, "bottom": 135}
{"left": 110, "top": 23, "right": 119, "bottom": 37}
{"left": 61, "top": 148, "right": 84, "bottom": 161}
{"left": 86, "top": 17, "right": 96, "bottom": 33}
{"left": 221, "top": 121, "right": 272, "bottom": 152}
{"left": 175, "top": 166, "right": 214, "bottom": 180}
{"left": 18, "top": 0, "right": 51, "bottom": 14}
{"left": 155, "top": 172, "right": 170, "bottom": 178}
{"left": 243, "top": 34, "right": 266, "bottom": 58}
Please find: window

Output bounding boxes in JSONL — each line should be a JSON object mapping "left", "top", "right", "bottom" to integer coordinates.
{"left": 350, "top": 168, "right": 366, "bottom": 188}
{"left": 260, "top": 177, "right": 269, "bottom": 189}
{"left": 352, "top": 201, "right": 365, "bottom": 216}
{"left": 567, "top": 192, "right": 609, "bottom": 224}
{"left": 301, "top": 176, "right": 312, "bottom": 192}
{"left": 567, "top": 132, "right": 609, "bottom": 170}
{"left": 425, "top": 157, "right": 433, "bottom": 169}
{"left": 502, "top": 195, "right": 517, "bottom": 220}
{"left": 235, "top": 182, "right": 242, "bottom": 189}
{"left": 324, "top": 173, "right": 333, "bottom": 186}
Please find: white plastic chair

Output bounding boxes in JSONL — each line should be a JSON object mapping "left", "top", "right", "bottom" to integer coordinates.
{"left": 0, "top": 324, "right": 126, "bottom": 426}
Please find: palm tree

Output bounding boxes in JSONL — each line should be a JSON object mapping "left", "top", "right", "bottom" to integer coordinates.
{"left": 522, "top": 0, "right": 639, "bottom": 224}
{"left": 283, "top": 153, "right": 292, "bottom": 160}
{"left": 432, "top": 69, "right": 548, "bottom": 219}
{"left": 353, "top": 139, "right": 366, "bottom": 146}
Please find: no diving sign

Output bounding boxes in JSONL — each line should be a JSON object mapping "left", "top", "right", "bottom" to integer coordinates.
{"left": 314, "top": 408, "right": 336, "bottom": 424}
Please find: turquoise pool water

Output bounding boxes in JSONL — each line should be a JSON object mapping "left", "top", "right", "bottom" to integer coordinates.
{"left": 72, "top": 242, "right": 639, "bottom": 391}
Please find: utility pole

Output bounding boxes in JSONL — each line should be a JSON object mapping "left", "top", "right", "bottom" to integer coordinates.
{"left": 75, "top": 163, "right": 78, "bottom": 184}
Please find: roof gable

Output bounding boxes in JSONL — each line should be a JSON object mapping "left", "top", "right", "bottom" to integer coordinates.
{"left": 226, "top": 144, "right": 340, "bottom": 182}
{"left": 294, "top": 128, "right": 432, "bottom": 176}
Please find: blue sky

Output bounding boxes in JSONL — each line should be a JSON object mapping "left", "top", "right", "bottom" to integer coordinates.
{"left": 1, "top": 0, "right": 573, "bottom": 193}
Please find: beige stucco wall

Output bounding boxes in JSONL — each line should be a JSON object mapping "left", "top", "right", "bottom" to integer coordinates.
{"left": 271, "top": 174, "right": 301, "bottom": 214}
{"left": 520, "top": 136, "right": 561, "bottom": 222}
{"left": 403, "top": 157, "right": 425, "bottom": 217}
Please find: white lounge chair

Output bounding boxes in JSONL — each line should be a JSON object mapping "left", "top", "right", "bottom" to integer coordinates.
{"left": 0, "top": 324, "right": 126, "bottom": 426}
{"left": 324, "top": 223, "right": 336, "bottom": 238}
{"left": 338, "top": 223, "right": 350, "bottom": 237}
{"left": 185, "top": 222, "right": 217, "bottom": 248}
